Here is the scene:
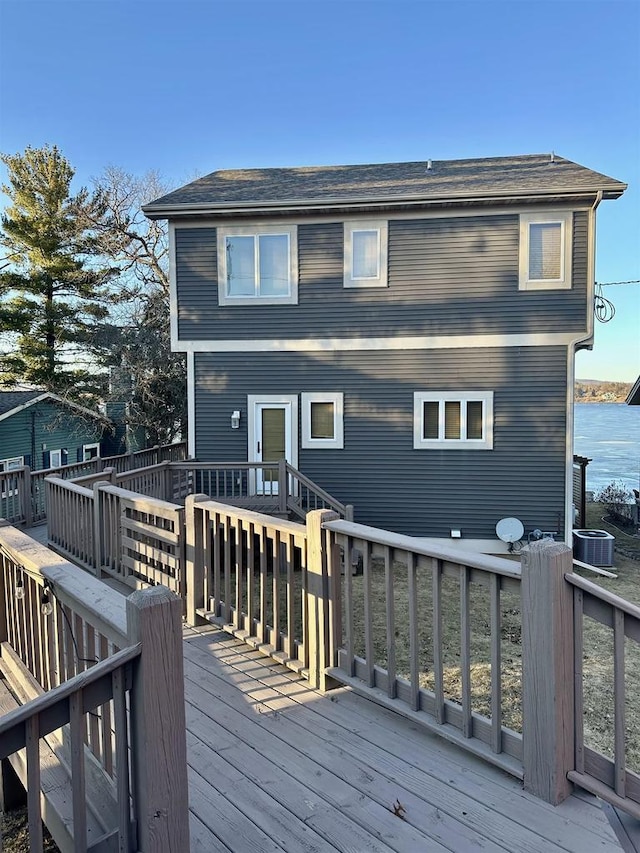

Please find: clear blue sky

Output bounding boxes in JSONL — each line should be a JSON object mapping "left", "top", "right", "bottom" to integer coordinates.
{"left": 1, "top": 0, "right": 638, "bottom": 381}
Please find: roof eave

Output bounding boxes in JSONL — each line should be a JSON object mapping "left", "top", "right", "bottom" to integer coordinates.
{"left": 143, "top": 183, "right": 627, "bottom": 220}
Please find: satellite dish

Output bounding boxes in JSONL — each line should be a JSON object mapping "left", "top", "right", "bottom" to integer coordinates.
{"left": 496, "top": 517, "right": 524, "bottom": 544}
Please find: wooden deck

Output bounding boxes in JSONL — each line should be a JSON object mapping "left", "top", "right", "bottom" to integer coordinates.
{"left": 183, "top": 626, "right": 622, "bottom": 852}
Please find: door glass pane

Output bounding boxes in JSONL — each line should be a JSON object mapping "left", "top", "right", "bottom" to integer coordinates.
{"left": 423, "top": 401, "right": 439, "bottom": 439}
{"left": 310, "top": 402, "right": 335, "bottom": 439}
{"left": 444, "top": 401, "right": 461, "bottom": 439}
{"left": 352, "top": 230, "right": 379, "bottom": 278}
{"left": 466, "top": 401, "right": 484, "bottom": 439}
{"left": 529, "top": 223, "right": 561, "bottom": 280}
{"left": 259, "top": 234, "right": 289, "bottom": 296}
{"left": 226, "top": 235, "right": 255, "bottom": 295}
{"left": 262, "top": 407, "right": 285, "bottom": 485}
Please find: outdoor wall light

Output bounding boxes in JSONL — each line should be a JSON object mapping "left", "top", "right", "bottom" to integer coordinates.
{"left": 231, "top": 411, "right": 241, "bottom": 430}
{"left": 450, "top": 529, "right": 462, "bottom": 539}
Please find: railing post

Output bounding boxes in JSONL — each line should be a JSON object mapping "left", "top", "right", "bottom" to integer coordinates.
{"left": 521, "top": 539, "right": 575, "bottom": 804}
{"left": 185, "top": 493, "right": 209, "bottom": 626}
{"left": 92, "top": 481, "right": 107, "bottom": 577}
{"left": 306, "top": 509, "right": 339, "bottom": 691}
{"left": 126, "top": 586, "right": 190, "bottom": 852}
{"left": 278, "top": 458, "right": 288, "bottom": 515}
{"left": 163, "top": 462, "right": 174, "bottom": 502}
{"left": 22, "top": 466, "right": 33, "bottom": 528}
{"left": 345, "top": 504, "right": 354, "bottom": 522}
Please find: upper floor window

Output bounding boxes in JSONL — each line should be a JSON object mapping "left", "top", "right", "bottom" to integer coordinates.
{"left": 413, "top": 392, "right": 494, "bottom": 450}
{"left": 83, "top": 443, "right": 100, "bottom": 461}
{"left": 217, "top": 225, "right": 298, "bottom": 305}
{"left": 344, "top": 221, "right": 388, "bottom": 288}
{"left": 519, "top": 212, "right": 572, "bottom": 290}
{"left": 301, "top": 392, "right": 344, "bottom": 449}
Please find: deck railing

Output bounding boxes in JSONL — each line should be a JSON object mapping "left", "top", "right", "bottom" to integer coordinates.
{"left": 0, "top": 442, "right": 187, "bottom": 527}
{"left": 0, "top": 522, "right": 189, "bottom": 851}
{"left": 566, "top": 572, "right": 640, "bottom": 818}
{"left": 322, "top": 518, "right": 525, "bottom": 776}
{"left": 47, "top": 477, "right": 185, "bottom": 594}
{"left": 185, "top": 496, "right": 313, "bottom": 674}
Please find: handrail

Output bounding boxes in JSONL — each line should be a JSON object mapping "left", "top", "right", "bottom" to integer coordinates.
{"left": 286, "top": 462, "right": 350, "bottom": 517}
{"left": 565, "top": 570, "right": 640, "bottom": 620}
{"left": 0, "top": 644, "right": 141, "bottom": 757}
{"left": 324, "top": 518, "right": 522, "bottom": 580}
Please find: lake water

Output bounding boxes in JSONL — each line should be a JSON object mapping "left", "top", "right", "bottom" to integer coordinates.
{"left": 574, "top": 403, "right": 639, "bottom": 495}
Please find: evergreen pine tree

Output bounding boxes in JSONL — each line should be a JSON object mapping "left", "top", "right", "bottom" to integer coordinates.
{"left": 0, "top": 144, "right": 115, "bottom": 400}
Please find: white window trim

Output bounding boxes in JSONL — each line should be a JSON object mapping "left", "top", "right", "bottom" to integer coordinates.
{"left": 519, "top": 211, "right": 572, "bottom": 291}
{"left": 413, "top": 391, "right": 494, "bottom": 450}
{"left": 0, "top": 456, "right": 24, "bottom": 476}
{"left": 217, "top": 224, "right": 298, "bottom": 306}
{"left": 83, "top": 443, "right": 100, "bottom": 461}
{"left": 49, "top": 449, "right": 63, "bottom": 468}
{"left": 301, "top": 393, "right": 344, "bottom": 449}
{"left": 344, "top": 220, "right": 388, "bottom": 288}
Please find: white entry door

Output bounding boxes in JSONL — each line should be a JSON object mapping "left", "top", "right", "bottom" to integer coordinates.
{"left": 248, "top": 396, "right": 298, "bottom": 495}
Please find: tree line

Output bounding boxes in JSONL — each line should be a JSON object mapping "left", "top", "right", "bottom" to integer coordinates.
{"left": 0, "top": 145, "right": 185, "bottom": 445}
{"left": 574, "top": 380, "right": 632, "bottom": 403}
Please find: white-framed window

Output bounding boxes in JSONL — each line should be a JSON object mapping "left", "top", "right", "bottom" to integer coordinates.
{"left": 519, "top": 211, "right": 572, "bottom": 290}
{"left": 413, "top": 392, "right": 494, "bottom": 450}
{"left": 0, "top": 456, "right": 24, "bottom": 472}
{"left": 83, "top": 443, "right": 100, "bottom": 461}
{"left": 301, "top": 393, "right": 344, "bottom": 449}
{"left": 217, "top": 224, "right": 298, "bottom": 305}
{"left": 49, "top": 449, "right": 63, "bottom": 468}
{"left": 1, "top": 457, "right": 24, "bottom": 498}
{"left": 344, "top": 221, "right": 388, "bottom": 288}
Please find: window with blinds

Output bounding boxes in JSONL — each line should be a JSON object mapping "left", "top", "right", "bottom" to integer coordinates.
{"left": 302, "top": 393, "right": 344, "bottom": 449}
{"left": 519, "top": 212, "right": 572, "bottom": 290}
{"left": 414, "top": 392, "right": 494, "bottom": 449}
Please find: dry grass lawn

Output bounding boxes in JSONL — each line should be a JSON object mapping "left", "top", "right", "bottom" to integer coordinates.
{"left": 344, "top": 503, "right": 640, "bottom": 771}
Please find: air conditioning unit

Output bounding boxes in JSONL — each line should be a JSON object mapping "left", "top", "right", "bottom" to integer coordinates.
{"left": 573, "top": 529, "right": 615, "bottom": 567}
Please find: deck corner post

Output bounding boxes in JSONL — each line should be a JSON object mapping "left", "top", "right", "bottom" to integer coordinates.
{"left": 185, "top": 493, "right": 209, "bottom": 626}
{"left": 306, "top": 509, "right": 339, "bottom": 691}
{"left": 127, "top": 586, "right": 190, "bottom": 853}
{"left": 521, "top": 539, "right": 575, "bottom": 804}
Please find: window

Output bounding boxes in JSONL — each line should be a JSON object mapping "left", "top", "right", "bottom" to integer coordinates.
{"left": 519, "top": 212, "right": 572, "bottom": 290}
{"left": 217, "top": 225, "right": 298, "bottom": 305}
{"left": 344, "top": 221, "right": 388, "bottom": 288}
{"left": 49, "top": 449, "right": 63, "bottom": 468}
{"left": 1, "top": 457, "right": 24, "bottom": 498}
{"left": 0, "top": 456, "right": 24, "bottom": 472}
{"left": 413, "top": 392, "right": 494, "bottom": 450}
{"left": 83, "top": 443, "right": 100, "bottom": 461}
{"left": 301, "top": 393, "right": 344, "bottom": 449}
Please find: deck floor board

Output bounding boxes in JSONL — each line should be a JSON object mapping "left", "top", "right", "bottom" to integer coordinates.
{"left": 183, "top": 627, "right": 623, "bottom": 852}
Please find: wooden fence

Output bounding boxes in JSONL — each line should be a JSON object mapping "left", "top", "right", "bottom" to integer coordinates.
{"left": 0, "top": 442, "right": 186, "bottom": 527}
{"left": 0, "top": 522, "right": 189, "bottom": 852}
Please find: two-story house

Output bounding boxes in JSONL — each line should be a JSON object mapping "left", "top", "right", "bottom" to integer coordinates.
{"left": 144, "top": 154, "right": 626, "bottom": 550}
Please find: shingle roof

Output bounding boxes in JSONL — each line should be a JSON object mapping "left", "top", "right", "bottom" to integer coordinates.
{"left": 144, "top": 154, "right": 626, "bottom": 216}
{"left": 0, "top": 391, "right": 109, "bottom": 423}
{"left": 0, "top": 390, "right": 43, "bottom": 417}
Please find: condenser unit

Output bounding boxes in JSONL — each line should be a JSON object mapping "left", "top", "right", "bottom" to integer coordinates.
{"left": 573, "top": 529, "right": 615, "bottom": 567}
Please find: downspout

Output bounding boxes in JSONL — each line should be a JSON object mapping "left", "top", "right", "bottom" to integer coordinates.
{"left": 564, "top": 190, "right": 602, "bottom": 545}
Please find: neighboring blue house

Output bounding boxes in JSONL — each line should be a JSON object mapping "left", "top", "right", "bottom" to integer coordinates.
{"left": 143, "top": 154, "right": 626, "bottom": 550}
{"left": 0, "top": 391, "right": 109, "bottom": 473}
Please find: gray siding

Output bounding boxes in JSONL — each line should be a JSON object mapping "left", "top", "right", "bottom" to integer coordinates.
{"left": 193, "top": 348, "right": 569, "bottom": 540}
{"left": 175, "top": 212, "right": 588, "bottom": 341}
{"left": 0, "top": 401, "right": 104, "bottom": 470}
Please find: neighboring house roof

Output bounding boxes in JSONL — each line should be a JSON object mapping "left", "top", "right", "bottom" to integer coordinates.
{"left": 143, "top": 153, "right": 627, "bottom": 218}
{"left": 0, "top": 391, "right": 109, "bottom": 425}
{"left": 626, "top": 376, "right": 640, "bottom": 405}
